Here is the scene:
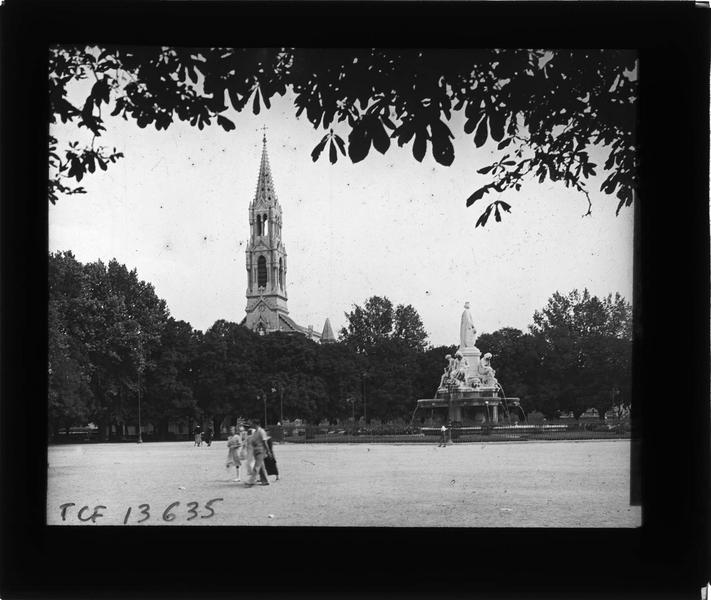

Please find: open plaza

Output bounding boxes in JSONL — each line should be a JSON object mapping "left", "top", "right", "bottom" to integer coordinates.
{"left": 47, "top": 439, "right": 641, "bottom": 527}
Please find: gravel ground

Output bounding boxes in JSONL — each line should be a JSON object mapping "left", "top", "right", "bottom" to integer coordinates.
{"left": 47, "top": 439, "right": 641, "bottom": 527}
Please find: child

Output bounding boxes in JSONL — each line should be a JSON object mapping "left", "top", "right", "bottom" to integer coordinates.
{"left": 225, "top": 426, "right": 242, "bottom": 481}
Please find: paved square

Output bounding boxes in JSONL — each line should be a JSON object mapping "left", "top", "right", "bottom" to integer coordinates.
{"left": 47, "top": 440, "right": 641, "bottom": 527}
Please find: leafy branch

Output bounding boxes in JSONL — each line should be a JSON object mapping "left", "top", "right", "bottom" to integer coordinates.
{"left": 49, "top": 47, "right": 638, "bottom": 226}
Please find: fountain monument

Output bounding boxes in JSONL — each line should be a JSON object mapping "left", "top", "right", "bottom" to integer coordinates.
{"left": 416, "top": 302, "right": 523, "bottom": 427}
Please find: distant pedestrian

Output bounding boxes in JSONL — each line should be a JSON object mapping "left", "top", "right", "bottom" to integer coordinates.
{"left": 438, "top": 424, "right": 447, "bottom": 447}
{"left": 225, "top": 426, "right": 242, "bottom": 481}
{"left": 204, "top": 427, "right": 213, "bottom": 447}
{"left": 193, "top": 425, "right": 202, "bottom": 446}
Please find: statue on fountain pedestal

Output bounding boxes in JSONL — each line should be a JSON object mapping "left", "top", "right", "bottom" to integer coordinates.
{"left": 438, "top": 352, "right": 474, "bottom": 390}
{"left": 438, "top": 354, "right": 455, "bottom": 388}
{"left": 460, "top": 301, "right": 478, "bottom": 349}
{"left": 457, "top": 301, "right": 481, "bottom": 386}
{"left": 452, "top": 351, "right": 469, "bottom": 383}
{"left": 477, "top": 352, "right": 498, "bottom": 388}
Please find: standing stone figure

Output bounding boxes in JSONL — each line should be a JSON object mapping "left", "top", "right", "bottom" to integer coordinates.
{"left": 460, "top": 302, "right": 477, "bottom": 348}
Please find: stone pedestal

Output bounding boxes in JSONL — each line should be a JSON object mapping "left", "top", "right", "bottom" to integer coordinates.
{"left": 458, "top": 345, "right": 481, "bottom": 385}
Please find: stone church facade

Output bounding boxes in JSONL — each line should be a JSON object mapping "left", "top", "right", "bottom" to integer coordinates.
{"left": 240, "top": 134, "right": 335, "bottom": 343}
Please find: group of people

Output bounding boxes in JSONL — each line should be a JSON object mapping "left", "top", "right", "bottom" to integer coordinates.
{"left": 192, "top": 425, "right": 214, "bottom": 447}
{"left": 225, "top": 421, "right": 279, "bottom": 486}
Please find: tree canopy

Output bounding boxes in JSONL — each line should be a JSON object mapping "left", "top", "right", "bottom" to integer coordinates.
{"left": 49, "top": 47, "right": 637, "bottom": 225}
{"left": 49, "top": 253, "right": 632, "bottom": 436}
{"left": 526, "top": 289, "right": 632, "bottom": 419}
{"left": 339, "top": 295, "right": 428, "bottom": 353}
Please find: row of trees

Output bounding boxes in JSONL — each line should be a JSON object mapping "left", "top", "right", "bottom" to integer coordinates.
{"left": 49, "top": 251, "right": 632, "bottom": 439}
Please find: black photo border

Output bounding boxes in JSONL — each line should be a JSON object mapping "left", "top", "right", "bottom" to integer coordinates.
{"left": 1, "top": 2, "right": 709, "bottom": 599}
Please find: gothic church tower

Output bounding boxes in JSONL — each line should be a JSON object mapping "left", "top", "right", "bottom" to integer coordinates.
{"left": 243, "top": 133, "right": 290, "bottom": 335}
{"left": 242, "top": 132, "right": 330, "bottom": 341}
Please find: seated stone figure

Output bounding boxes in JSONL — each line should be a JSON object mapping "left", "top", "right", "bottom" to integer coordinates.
{"left": 438, "top": 354, "right": 455, "bottom": 388}
{"left": 477, "top": 352, "right": 498, "bottom": 388}
{"left": 452, "top": 352, "right": 469, "bottom": 383}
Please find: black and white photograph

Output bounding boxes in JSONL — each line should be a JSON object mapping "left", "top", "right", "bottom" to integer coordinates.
{"left": 2, "top": 2, "right": 709, "bottom": 598}
{"left": 47, "top": 45, "right": 641, "bottom": 527}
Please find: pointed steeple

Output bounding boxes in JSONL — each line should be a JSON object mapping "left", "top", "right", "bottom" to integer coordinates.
{"left": 321, "top": 318, "right": 336, "bottom": 343}
{"left": 254, "top": 128, "right": 278, "bottom": 208}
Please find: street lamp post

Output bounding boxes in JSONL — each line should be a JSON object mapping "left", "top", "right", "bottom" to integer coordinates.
{"left": 271, "top": 386, "right": 281, "bottom": 424}
{"left": 262, "top": 393, "right": 267, "bottom": 427}
{"left": 361, "top": 372, "right": 367, "bottom": 424}
{"left": 137, "top": 369, "right": 143, "bottom": 443}
{"left": 136, "top": 325, "right": 143, "bottom": 444}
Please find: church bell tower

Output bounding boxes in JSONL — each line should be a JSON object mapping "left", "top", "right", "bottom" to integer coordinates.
{"left": 244, "top": 132, "right": 289, "bottom": 335}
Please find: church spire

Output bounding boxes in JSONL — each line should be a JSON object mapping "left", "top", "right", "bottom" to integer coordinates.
{"left": 321, "top": 318, "right": 336, "bottom": 343}
{"left": 254, "top": 126, "right": 278, "bottom": 208}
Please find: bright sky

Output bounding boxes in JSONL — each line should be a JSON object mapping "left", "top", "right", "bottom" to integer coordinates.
{"left": 49, "top": 67, "right": 634, "bottom": 347}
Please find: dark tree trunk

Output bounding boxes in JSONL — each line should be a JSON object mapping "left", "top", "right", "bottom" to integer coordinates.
{"left": 158, "top": 418, "right": 169, "bottom": 441}
{"left": 97, "top": 420, "right": 109, "bottom": 442}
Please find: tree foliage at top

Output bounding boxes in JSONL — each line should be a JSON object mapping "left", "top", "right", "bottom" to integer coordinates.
{"left": 339, "top": 295, "right": 428, "bottom": 353}
{"left": 530, "top": 289, "right": 632, "bottom": 340}
{"left": 49, "top": 47, "right": 637, "bottom": 225}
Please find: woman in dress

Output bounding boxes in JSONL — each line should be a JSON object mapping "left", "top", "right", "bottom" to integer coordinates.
{"left": 225, "top": 426, "right": 242, "bottom": 481}
{"left": 239, "top": 426, "right": 254, "bottom": 483}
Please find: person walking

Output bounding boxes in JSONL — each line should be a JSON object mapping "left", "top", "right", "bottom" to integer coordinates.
{"left": 264, "top": 433, "right": 279, "bottom": 481}
{"left": 245, "top": 421, "right": 271, "bottom": 486}
{"left": 237, "top": 425, "right": 251, "bottom": 481}
{"left": 438, "top": 423, "right": 447, "bottom": 447}
{"left": 204, "top": 426, "right": 213, "bottom": 447}
{"left": 193, "top": 424, "right": 202, "bottom": 446}
{"left": 225, "top": 426, "right": 242, "bottom": 482}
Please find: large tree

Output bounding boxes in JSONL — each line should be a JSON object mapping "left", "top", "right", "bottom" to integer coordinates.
{"left": 476, "top": 327, "right": 546, "bottom": 416}
{"left": 257, "top": 332, "right": 328, "bottom": 424}
{"left": 193, "top": 319, "right": 261, "bottom": 433}
{"left": 48, "top": 252, "right": 171, "bottom": 438}
{"left": 48, "top": 251, "right": 95, "bottom": 435}
{"left": 49, "top": 47, "right": 637, "bottom": 225}
{"left": 529, "top": 289, "right": 632, "bottom": 419}
{"left": 339, "top": 296, "right": 429, "bottom": 422}
{"left": 312, "top": 341, "right": 361, "bottom": 425}
{"left": 339, "top": 295, "right": 428, "bottom": 354}
{"left": 142, "top": 318, "right": 199, "bottom": 439}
